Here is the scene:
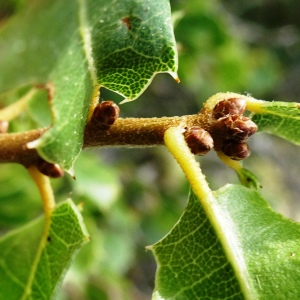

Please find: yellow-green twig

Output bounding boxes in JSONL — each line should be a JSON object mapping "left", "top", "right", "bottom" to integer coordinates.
{"left": 21, "top": 166, "right": 56, "bottom": 299}
{"left": 0, "top": 88, "right": 38, "bottom": 121}
{"left": 164, "top": 126, "right": 253, "bottom": 299}
{"left": 216, "top": 150, "right": 243, "bottom": 173}
{"left": 164, "top": 126, "right": 214, "bottom": 203}
{"left": 27, "top": 166, "right": 56, "bottom": 220}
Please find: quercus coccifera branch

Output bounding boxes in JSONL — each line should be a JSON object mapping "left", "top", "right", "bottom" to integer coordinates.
{"left": 0, "top": 113, "right": 211, "bottom": 164}
{"left": 0, "top": 96, "right": 258, "bottom": 177}
{"left": 84, "top": 113, "right": 211, "bottom": 148}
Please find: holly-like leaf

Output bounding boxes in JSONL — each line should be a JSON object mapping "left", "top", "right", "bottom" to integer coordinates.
{"left": 0, "top": 199, "right": 89, "bottom": 299}
{"left": 249, "top": 100, "right": 300, "bottom": 145}
{"left": 151, "top": 186, "right": 300, "bottom": 299}
{"left": 0, "top": 0, "right": 178, "bottom": 170}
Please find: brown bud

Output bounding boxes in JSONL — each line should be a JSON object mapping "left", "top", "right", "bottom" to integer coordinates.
{"left": 184, "top": 127, "right": 214, "bottom": 156}
{"left": 91, "top": 101, "right": 120, "bottom": 129}
{"left": 0, "top": 121, "right": 9, "bottom": 133}
{"left": 37, "top": 158, "right": 64, "bottom": 178}
{"left": 224, "top": 115, "right": 258, "bottom": 141}
{"left": 222, "top": 141, "right": 250, "bottom": 160}
{"left": 213, "top": 98, "right": 246, "bottom": 119}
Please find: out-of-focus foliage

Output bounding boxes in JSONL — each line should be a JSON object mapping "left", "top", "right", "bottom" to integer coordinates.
{"left": 0, "top": 0, "right": 300, "bottom": 299}
{"left": 173, "top": 1, "right": 281, "bottom": 100}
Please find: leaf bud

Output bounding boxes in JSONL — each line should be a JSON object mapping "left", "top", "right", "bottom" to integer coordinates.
{"left": 213, "top": 98, "right": 246, "bottom": 119}
{"left": 91, "top": 100, "right": 120, "bottom": 129}
{"left": 184, "top": 127, "right": 214, "bottom": 156}
{"left": 222, "top": 141, "right": 250, "bottom": 160}
{"left": 37, "top": 158, "right": 64, "bottom": 178}
{"left": 224, "top": 115, "right": 258, "bottom": 141}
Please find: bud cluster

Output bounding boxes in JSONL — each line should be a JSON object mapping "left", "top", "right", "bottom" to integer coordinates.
{"left": 213, "top": 98, "right": 246, "bottom": 119}
{"left": 212, "top": 98, "right": 257, "bottom": 160}
{"left": 37, "top": 158, "right": 64, "bottom": 178}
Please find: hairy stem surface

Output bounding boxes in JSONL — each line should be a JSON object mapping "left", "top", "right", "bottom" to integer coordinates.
{"left": 0, "top": 112, "right": 214, "bottom": 166}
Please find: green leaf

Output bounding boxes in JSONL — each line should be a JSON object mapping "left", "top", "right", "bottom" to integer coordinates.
{"left": 0, "top": 0, "right": 94, "bottom": 171}
{"left": 236, "top": 167, "right": 262, "bottom": 190}
{"left": 150, "top": 189, "right": 243, "bottom": 299}
{"left": 151, "top": 186, "right": 300, "bottom": 299}
{"left": 89, "top": 0, "right": 178, "bottom": 100}
{"left": 74, "top": 151, "right": 121, "bottom": 212}
{"left": 0, "top": 0, "right": 178, "bottom": 170}
{"left": 0, "top": 164, "right": 42, "bottom": 228}
{"left": 0, "top": 199, "right": 89, "bottom": 299}
{"left": 250, "top": 100, "right": 300, "bottom": 145}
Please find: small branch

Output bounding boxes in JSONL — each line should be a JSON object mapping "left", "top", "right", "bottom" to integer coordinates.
{"left": 0, "top": 112, "right": 213, "bottom": 166}
{"left": 0, "top": 94, "right": 257, "bottom": 168}
{"left": 0, "top": 128, "right": 46, "bottom": 166}
{"left": 27, "top": 166, "right": 56, "bottom": 219}
{"left": 216, "top": 151, "right": 243, "bottom": 172}
{"left": 84, "top": 113, "right": 211, "bottom": 148}
{"left": 0, "top": 88, "right": 38, "bottom": 121}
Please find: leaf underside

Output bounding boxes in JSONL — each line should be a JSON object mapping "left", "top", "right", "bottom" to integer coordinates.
{"left": 152, "top": 185, "right": 300, "bottom": 299}
{"left": 0, "top": 0, "right": 178, "bottom": 170}
{"left": 0, "top": 200, "right": 89, "bottom": 300}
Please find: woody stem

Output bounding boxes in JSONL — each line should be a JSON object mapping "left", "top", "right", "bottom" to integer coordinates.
{"left": 0, "top": 112, "right": 214, "bottom": 166}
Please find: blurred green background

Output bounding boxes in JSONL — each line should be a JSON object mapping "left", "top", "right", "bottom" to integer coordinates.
{"left": 0, "top": 0, "right": 300, "bottom": 299}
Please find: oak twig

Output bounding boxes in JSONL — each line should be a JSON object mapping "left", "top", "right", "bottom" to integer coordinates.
{"left": 0, "top": 111, "right": 213, "bottom": 167}
{"left": 0, "top": 93, "right": 258, "bottom": 169}
{"left": 27, "top": 165, "right": 56, "bottom": 219}
{"left": 84, "top": 113, "right": 212, "bottom": 148}
{"left": 0, "top": 88, "right": 38, "bottom": 121}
